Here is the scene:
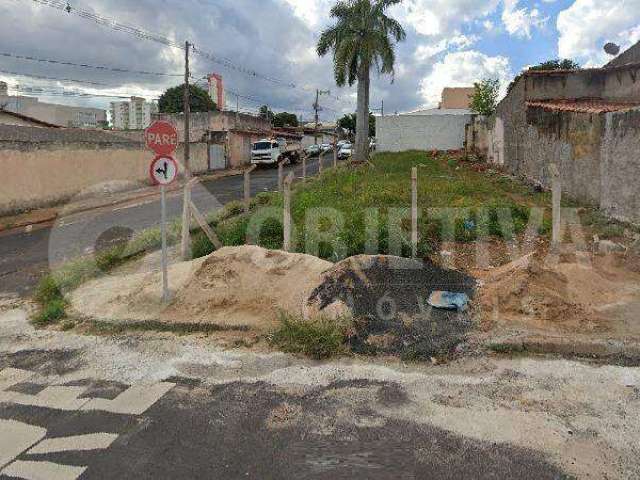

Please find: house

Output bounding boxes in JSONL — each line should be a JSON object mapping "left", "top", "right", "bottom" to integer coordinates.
{"left": 376, "top": 87, "right": 473, "bottom": 152}
{"left": 0, "top": 109, "right": 61, "bottom": 128}
{"left": 154, "top": 110, "right": 301, "bottom": 170}
{"left": 466, "top": 41, "right": 640, "bottom": 224}
{"left": 0, "top": 82, "right": 107, "bottom": 128}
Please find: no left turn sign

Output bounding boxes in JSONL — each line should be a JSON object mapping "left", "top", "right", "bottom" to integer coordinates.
{"left": 150, "top": 156, "right": 179, "bottom": 186}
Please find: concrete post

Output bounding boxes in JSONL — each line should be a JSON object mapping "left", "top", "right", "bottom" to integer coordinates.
{"left": 411, "top": 167, "right": 418, "bottom": 258}
{"left": 333, "top": 138, "right": 338, "bottom": 168}
{"left": 244, "top": 165, "right": 256, "bottom": 213}
{"left": 550, "top": 163, "right": 562, "bottom": 247}
{"left": 302, "top": 155, "right": 307, "bottom": 180}
{"left": 283, "top": 172, "right": 294, "bottom": 252}
{"left": 278, "top": 160, "right": 284, "bottom": 192}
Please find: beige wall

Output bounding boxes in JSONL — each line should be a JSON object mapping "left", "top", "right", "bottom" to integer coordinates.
{"left": 441, "top": 88, "right": 474, "bottom": 109}
{"left": 1, "top": 142, "right": 208, "bottom": 215}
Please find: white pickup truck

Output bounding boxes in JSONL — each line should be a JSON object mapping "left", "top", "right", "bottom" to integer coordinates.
{"left": 251, "top": 138, "right": 301, "bottom": 166}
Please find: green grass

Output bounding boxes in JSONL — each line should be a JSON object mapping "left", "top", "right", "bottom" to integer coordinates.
{"left": 269, "top": 312, "right": 353, "bottom": 360}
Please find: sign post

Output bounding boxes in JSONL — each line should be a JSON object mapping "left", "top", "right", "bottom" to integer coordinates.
{"left": 145, "top": 121, "right": 179, "bottom": 303}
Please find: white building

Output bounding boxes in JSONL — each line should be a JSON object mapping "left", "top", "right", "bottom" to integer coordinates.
{"left": 109, "top": 97, "right": 158, "bottom": 130}
{"left": 0, "top": 81, "right": 107, "bottom": 128}
{"left": 376, "top": 108, "right": 472, "bottom": 152}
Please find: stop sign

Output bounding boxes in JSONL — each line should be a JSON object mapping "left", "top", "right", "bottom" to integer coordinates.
{"left": 145, "top": 121, "right": 179, "bottom": 156}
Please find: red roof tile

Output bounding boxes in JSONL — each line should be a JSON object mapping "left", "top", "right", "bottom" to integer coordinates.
{"left": 526, "top": 99, "right": 640, "bottom": 114}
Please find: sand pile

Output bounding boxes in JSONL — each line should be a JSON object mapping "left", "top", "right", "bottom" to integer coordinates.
{"left": 478, "top": 254, "right": 640, "bottom": 334}
{"left": 71, "top": 246, "right": 346, "bottom": 331}
{"left": 165, "top": 246, "right": 343, "bottom": 330}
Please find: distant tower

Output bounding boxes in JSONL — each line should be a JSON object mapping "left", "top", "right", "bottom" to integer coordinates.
{"left": 207, "top": 74, "right": 225, "bottom": 110}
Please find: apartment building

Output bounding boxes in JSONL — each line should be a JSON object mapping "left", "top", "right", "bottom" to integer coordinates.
{"left": 109, "top": 96, "right": 158, "bottom": 130}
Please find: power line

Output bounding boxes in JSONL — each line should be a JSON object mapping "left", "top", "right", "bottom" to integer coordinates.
{"left": 28, "top": 0, "right": 297, "bottom": 87}
{"left": 0, "top": 68, "right": 110, "bottom": 86}
{"left": 11, "top": 83, "right": 158, "bottom": 100}
{"left": 0, "top": 51, "right": 183, "bottom": 77}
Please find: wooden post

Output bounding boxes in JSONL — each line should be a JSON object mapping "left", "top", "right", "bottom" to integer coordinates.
{"left": 244, "top": 165, "right": 256, "bottom": 213}
{"left": 302, "top": 155, "right": 307, "bottom": 180}
{"left": 180, "top": 41, "right": 192, "bottom": 260}
{"left": 333, "top": 137, "right": 338, "bottom": 168}
{"left": 283, "top": 172, "right": 294, "bottom": 252}
{"left": 318, "top": 153, "right": 323, "bottom": 174}
{"left": 550, "top": 163, "right": 562, "bottom": 247}
{"left": 411, "top": 167, "right": 418, "bottom": 258}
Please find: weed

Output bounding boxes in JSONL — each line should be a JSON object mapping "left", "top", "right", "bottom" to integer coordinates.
{"left": 269, "top": 312, "right": 353, "bottom": 359}
{"left": 33, "top": 298, "right": 67, "bottom": 326}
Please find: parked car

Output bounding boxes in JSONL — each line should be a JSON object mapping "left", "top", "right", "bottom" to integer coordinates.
{"left": 305, "top": 144, "right": 321, "bottom": 156}
{"left": 320, "top": 143, "right": 333, "bottom": 153}
{"left": 338, "top": 143, "right": 353, "bottom": 160}
{"left": 337, "top": 140, "right": 349, "bottom": 148}
{"left": 369, "top": 139, "right": 376, "bottom": 151}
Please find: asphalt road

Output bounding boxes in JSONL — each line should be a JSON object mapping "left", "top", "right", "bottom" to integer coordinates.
{"left": 0, "top": 154, "right": 334, "bottom": 296}
{"left": 0, "top": 348, "right": 569, "bottom": 480}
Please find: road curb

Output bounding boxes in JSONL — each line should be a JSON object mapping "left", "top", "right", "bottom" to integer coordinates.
{"left": 0, "top": 169, "right": 245, "bottom": 235}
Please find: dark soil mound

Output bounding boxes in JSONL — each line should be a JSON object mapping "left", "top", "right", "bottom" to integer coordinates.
{"left": 309, "top": 256, "right": 476, "bottom": 360}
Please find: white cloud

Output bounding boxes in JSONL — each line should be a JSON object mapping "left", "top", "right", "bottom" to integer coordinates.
{"left": 414, "top": 34, "right": 479, "bottom": 62}
{"left": 418, "top": 50, "right": 512, "bottom": 107}
{"left": 391, "top": 0, "right": 499, "bottom": 37}
{"left": 279, "top": 0, "right": 335, "bottom": 28}
{"left": 501, "top": 0, "right": 547, "bottom": 39}
{"left": 558, "top": 0, "right": 640, "bottom": 67}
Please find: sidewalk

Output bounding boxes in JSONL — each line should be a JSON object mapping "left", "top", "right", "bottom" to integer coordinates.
{"left": 0, "top": 168, "right": 244, "bottom": 234}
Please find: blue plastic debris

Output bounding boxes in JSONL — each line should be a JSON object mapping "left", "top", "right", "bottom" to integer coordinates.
{"left": 428, "top": 291, "right": 470, "bottom": 311}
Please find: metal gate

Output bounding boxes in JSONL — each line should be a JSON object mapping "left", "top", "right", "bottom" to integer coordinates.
{"left": 209, "top": 144, "right": 226, "bottom": 170}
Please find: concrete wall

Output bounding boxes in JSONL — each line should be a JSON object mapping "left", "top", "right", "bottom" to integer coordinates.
{"left": 524, "top": 65, "right": 640, "bottom": 103}
{"left": 0, "top": 125, "right": 208, "bottom": 214}
{"left": 606, "top": 41, "right": 640, "bottom": 68}
{"left": 376, "top": 113, "right": 472, "bottom": 152}
{"left": 601, "top": 109, "right": 640, "bottom": 223}
{"left": 0, "top": 95, "right": 106, "bottom": 128}
{"left": 523, "top": 108, "right": 604, "bottom": 205}
{"left": 0, "top": 111, "right": 48, "bottom": 127}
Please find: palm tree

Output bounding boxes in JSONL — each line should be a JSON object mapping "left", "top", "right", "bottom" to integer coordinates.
{"left": 317, "top": 0, "right": 406, "bottom": 163}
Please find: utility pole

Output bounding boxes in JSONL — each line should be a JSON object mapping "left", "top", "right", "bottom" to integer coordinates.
{"left": 313, "top": 89, "right": 330, "bottom": 145}
{"left": 180, "top": 40, "right": 192, "bottom": 260}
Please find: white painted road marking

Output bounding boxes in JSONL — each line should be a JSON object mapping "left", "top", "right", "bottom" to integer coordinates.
{"left": 28, "top": 432, "right": 119, "bottom": 455}
{"left": 0, "top": 368, "right": 175, "bottom": 478}
{"left": 0, "top": 419, "right": 46, "bottom": 469}
{"left": 0, "top": 368, "right": 175, "bottom": 414}
{"left": 0, "top": 386, "right": 89, "bottom": 411}
{"left": 81, "top": 382, "right": 175, "bottom": 415}
{"left": 0, "top": 367, "right": 34, "bottom": 392}
{"left": 2, "top": 460, "right": 86, "bottom": 480}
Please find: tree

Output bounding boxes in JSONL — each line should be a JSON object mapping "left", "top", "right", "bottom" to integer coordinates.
{"left": 470, "top": 79, "right": 500, "bottom": 116}
{"left": 273, "top": 112, "right": 299, "bottom": 128}
{"left": 529, "top": 59, "right": 580, "bottom": 71}
{"left": 259, "top": 105, "right": 274, "bottom": 122}
{"left": 158, "top": 84, "right": 217, "bottom": 114}
{"left": 317, "top": 0, "right": 406, "bottom": 162}
{"left": 338, "top": 113, "right": 356, "bottom": 134}
{"left": 338, "top": 112, "right": 376, "bottom": 138}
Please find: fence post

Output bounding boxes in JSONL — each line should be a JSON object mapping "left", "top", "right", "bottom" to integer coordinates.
{"left": 318, "top": 153, "right": 323, "bottom": 174}
{"left": 278, "top": 160, "right": 284, "bottom": 192}
{"left": 302, "top": 155, "right": 307, "bottom": 180}
{"left": 244, "top": 165, "right": 256, "bottom": 213}
{"left": 333, "top": 138, "right": 338, "bottom": 168}
{"left": 550, "top": 163, "right": 562, "bottom": 247}
{"left": 283, "top": 172, "right": 294, "bottom": 252}
{"left": 411, "top": 167, "right": 418, "bottom": 258}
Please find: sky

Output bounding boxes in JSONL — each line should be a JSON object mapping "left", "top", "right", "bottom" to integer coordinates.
{"left": 0, "top": 0, "right": 639, "bottom": 121}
